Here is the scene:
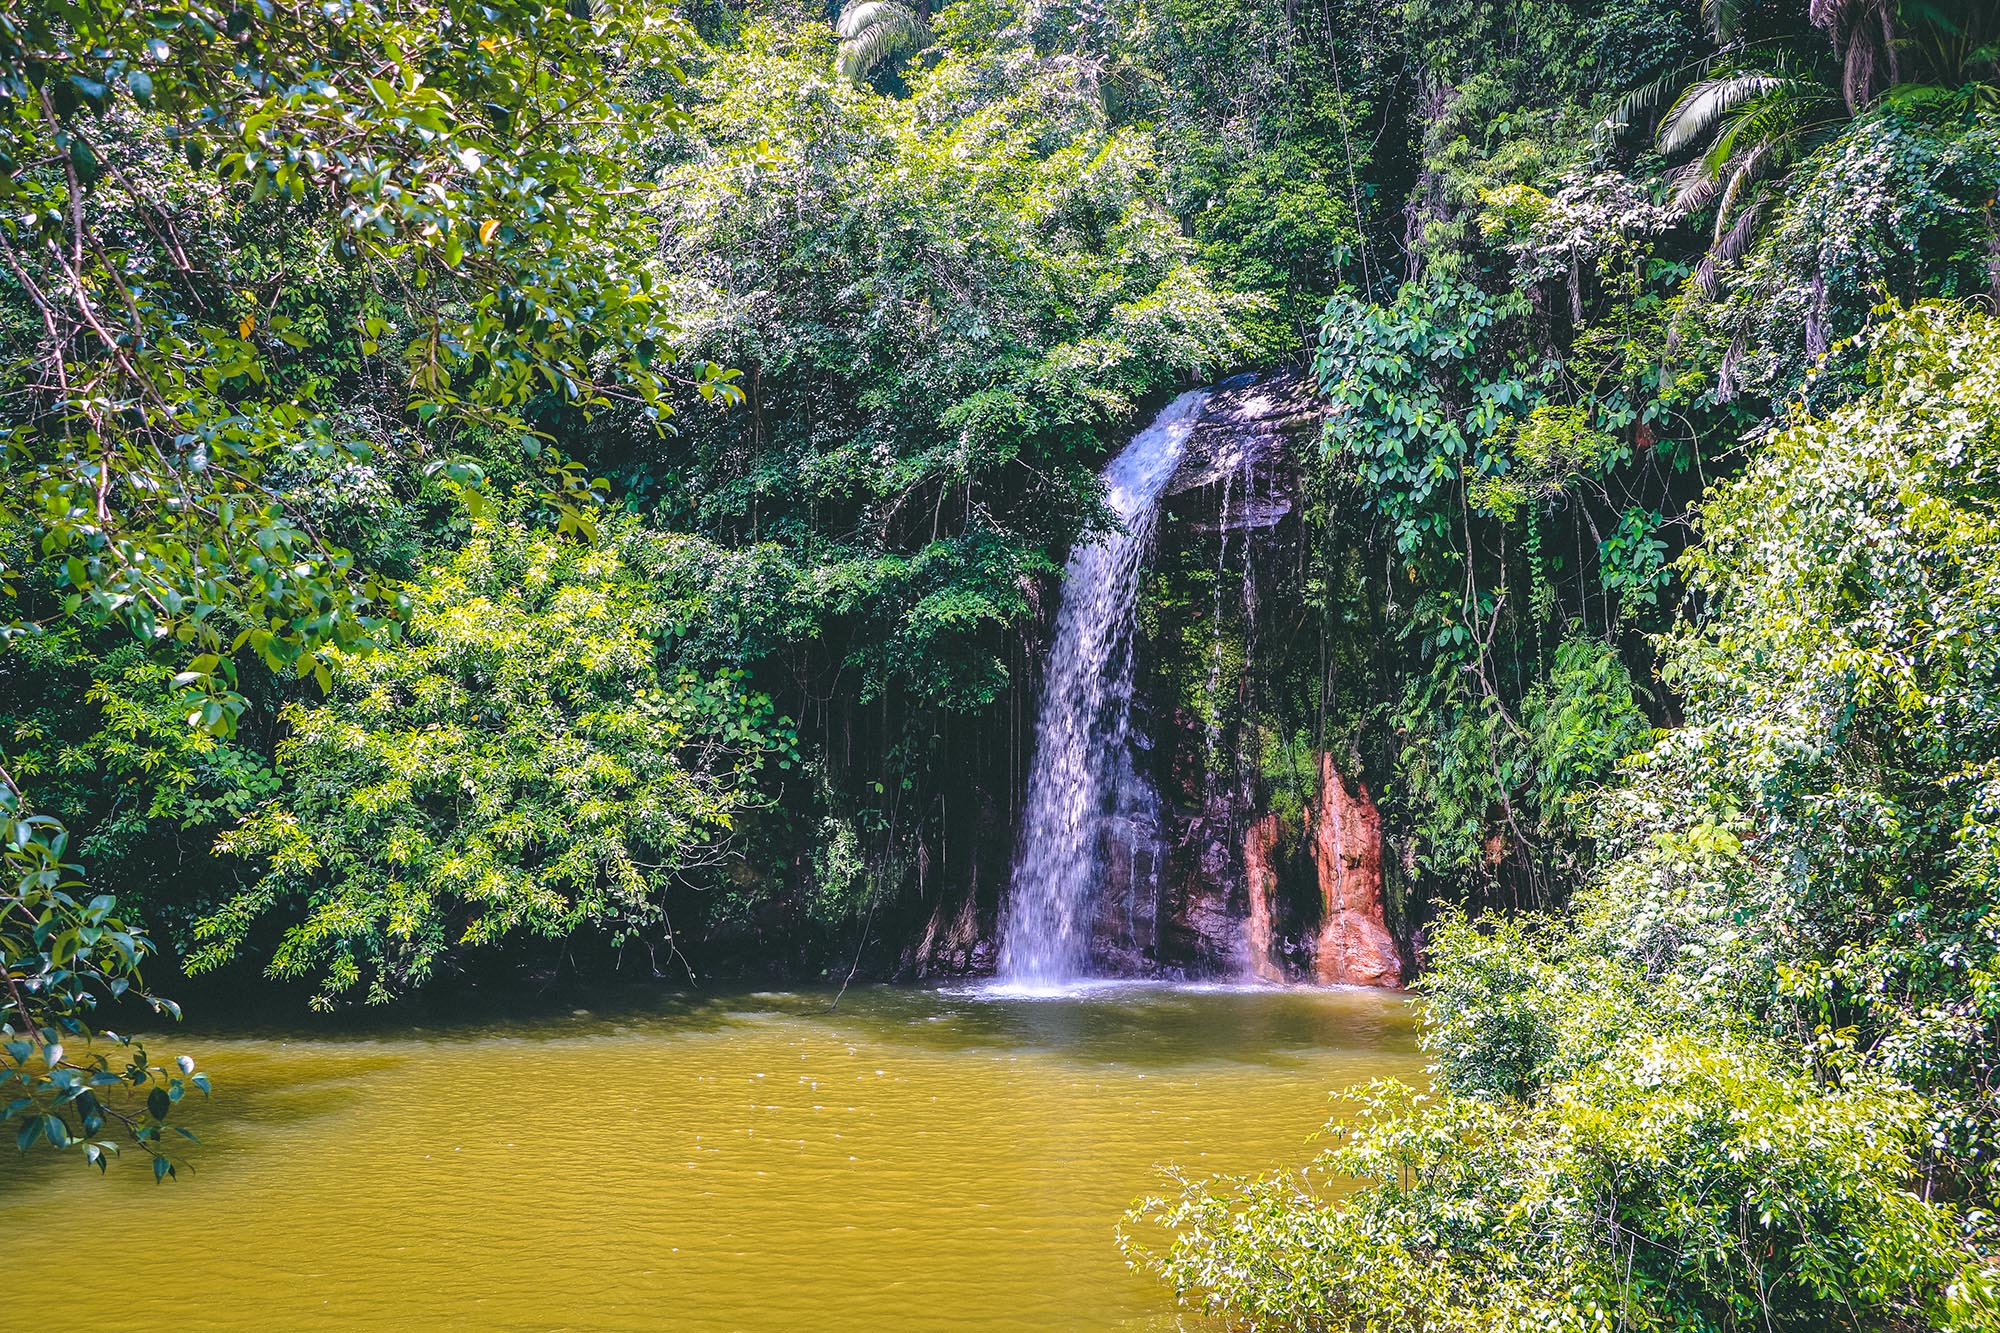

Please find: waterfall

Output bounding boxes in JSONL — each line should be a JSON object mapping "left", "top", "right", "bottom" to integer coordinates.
{"left": 996, "top": 390, "right": 1209, "bottom": 988}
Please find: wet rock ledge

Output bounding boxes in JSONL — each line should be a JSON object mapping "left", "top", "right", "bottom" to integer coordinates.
{"left": 1095, "top": 367, "right": 1405, "bottom": 987}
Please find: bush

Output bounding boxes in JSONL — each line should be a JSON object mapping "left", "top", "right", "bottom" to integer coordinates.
{"left": 1129, "top": 1036, "right": 1975, "bottom": 1332}
{"left": 195, "top": 508, "right": 796, "bottom": 1005}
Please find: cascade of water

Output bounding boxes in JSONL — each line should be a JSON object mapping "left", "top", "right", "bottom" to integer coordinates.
{"left": 997, "top": 389, "right": 1210, "bottom": 988}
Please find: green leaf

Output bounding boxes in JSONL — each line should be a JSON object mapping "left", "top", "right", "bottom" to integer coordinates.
{"left": 68, "top": 136, "right": 100, "bottom": 184}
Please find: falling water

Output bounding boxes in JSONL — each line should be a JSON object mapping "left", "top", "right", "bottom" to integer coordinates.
{"left": 997, "top": 389, "right": 1210, "bottom": 988}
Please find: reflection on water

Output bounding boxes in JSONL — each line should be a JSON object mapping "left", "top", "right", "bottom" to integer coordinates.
{"left": 0, "top": 983, "right": 1419, "bottom": 1332}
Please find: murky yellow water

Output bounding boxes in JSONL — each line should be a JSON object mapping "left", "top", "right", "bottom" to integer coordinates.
{"left": 0, "top": 983, "right": 1418, "bottom": 1331}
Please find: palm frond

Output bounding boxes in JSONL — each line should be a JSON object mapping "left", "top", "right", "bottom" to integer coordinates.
{"left": 1713, "top": 196, "right": 1766, "bottom": 265}
{"left": 1693, "top": 253, "right": 1721, "bottom": 300}
{"left": 834, "top": 2, "right": 931, "bottom": 86}
{"left": 1669, "top": 157, "right": 1723, "bottom": 215}
{"left": 1666, "top": 76, "right": 1827, "bottom": 222}
{"left": 1710, "top": 142, "right": 1771, "bottom": 244}
{"left": 1601, "top": 64, "right": 1700, "bottom": 143}
{"left": 1701, "top": 0, "right": 1753, "bottom": 43}
{"left": 1657, "top": 73, "right": 1792, "bottom": 156}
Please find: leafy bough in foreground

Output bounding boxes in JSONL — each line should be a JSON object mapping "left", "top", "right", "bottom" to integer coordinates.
{"left": 2, "top": 780, "right": 205, "bottom": 1176}
{"left": 0, "top": 0, "right": 731, "bottom": 1161}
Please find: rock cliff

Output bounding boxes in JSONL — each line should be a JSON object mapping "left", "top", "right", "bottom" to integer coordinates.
{"left": 1094, "top": 368, "right": 1404, "bottom": 985}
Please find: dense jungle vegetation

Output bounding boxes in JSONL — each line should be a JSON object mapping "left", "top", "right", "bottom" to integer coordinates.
{"left": 5, "top": 0, "right": 2000, "bottom": 1324}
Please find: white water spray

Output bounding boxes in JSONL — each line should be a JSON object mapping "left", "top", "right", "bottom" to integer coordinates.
{"left": 997, "top": 390, "right": 1209, "bottom": 988}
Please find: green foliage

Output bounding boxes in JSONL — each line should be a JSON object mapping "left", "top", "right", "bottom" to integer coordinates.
{"left": 1596, "top": 507, "right": 1670, "bottom": 615}
{"left": 1586, "top": 303, "right": 2000, "bottom": 1181}
{"left": 1398, "top": 0, "right": 1699, "bottom": 97}
{"left": 0, "top": 0, "right": 734, "bottom": 733}
{"left": 0, "top": 0, "right": 781, "bottom": 1169}
{"left": 809, "top": 809, "right": 870, "bottom": 923}
{"left": 1130, "top": 1040, "right": 1977, "bottom": 1332}
{"left": 1415, "top": 911, "right": 1577, "bottom": 1100}
{"left": 1316, "top": 279, "right": 1538, "bottom": 556}
{"left": 1116, "top": 0, "right": 1386, "bottom": 340}
{"left": 1696, "top": 105, "right": 2000, "bottom": 399}
{"left": 1468, "top": 405, "right": 1621, "bottom": 522}
{"left": 1256, "top": 726, "right": 1323, "bottom": 833}
{"left": 1385, "top": 635, "right": 1645, "bottom": 883}
{"left": 4, "top": 635, "right": 277, "bottom": 905}
{"left": 1518, "top": 637, "right": 1649, "bottom": 828}
{"left": 1139, "top": 303, "right": 2000, "bottom": 1328}
{"left": 6, "top": 0, "right": 719, "bottom": 1163}
{"left": 1636, "top": 0, "right": 1999, "bottom": 274}
{"left": 651, "top": 15, "right": 1254, "bottom": 708}
{"left": 1387, "top": 663, "right": 1513, "bottom": 879}
{"left": 1, "top": 783, "right": 205, "bottom": 1176}
{"left": 195, "top": 508, "right": 796, "bottom": 1006}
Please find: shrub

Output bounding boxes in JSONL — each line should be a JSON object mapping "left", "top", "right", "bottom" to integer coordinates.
{"left": 196, "top": 509, "right": 795, "bottom": 1005}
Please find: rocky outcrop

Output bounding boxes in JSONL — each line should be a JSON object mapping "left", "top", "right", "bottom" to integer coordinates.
{"left": 1166, "top": 368, "right": 1318, "bottom": 532}
{"left": 1308, "top": 755, "right": 1402, "bottom": 988}
{"left": 981, "top": 365, "right": 1406, "bottom": 986}
{"left": 1128, "top": 370, "right": 1322, "bottom": 978}
{"left": 1242, "top": 813, "right": 1285, "bottom": 984}
{"left": 1098, "top": 365, "right": 1404, "bottom": 987}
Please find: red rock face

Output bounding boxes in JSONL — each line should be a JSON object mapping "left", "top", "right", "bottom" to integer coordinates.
{"left": 1309, "top": 754, "right": 1403, "bottom": 988}
{"left": 1241, "top": 813, "right": 1284, "bottom": 984}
